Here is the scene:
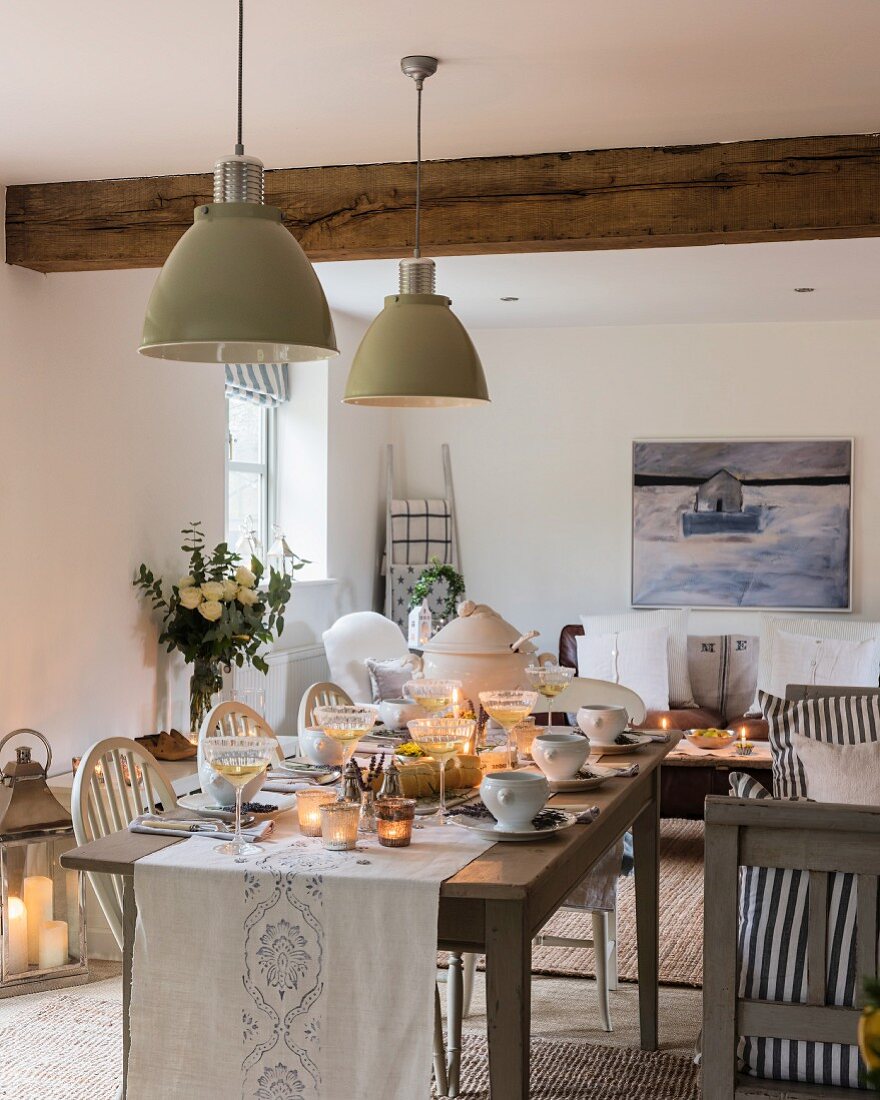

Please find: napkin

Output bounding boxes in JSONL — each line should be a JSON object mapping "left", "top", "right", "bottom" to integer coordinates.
{"left": 582, "top": 763, "right": 640, "bottom": 779}
{"left": 633, "top": 731, "right": 669, "bottom": 743}
{"left": 129, "top": 814, "right": 275, "bottom": 842}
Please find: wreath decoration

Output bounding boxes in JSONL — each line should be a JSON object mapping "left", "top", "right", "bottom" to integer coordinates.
{"left": 409, "top": 557, "right": 466, "bottom": 622}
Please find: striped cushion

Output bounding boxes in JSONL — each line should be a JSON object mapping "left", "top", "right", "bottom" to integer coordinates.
{"left": 729, "top": 771, "right": 866, "bottom": 1089}
{"left": 760, "top": 690, "right": 880, "bottom": 798}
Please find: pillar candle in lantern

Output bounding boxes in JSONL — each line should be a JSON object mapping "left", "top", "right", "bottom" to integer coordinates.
{"left": 320, "top": 801, "right": 360, "bottom": 851}
{"left": 23, "top": 876, "right": 53, "bottom": 964}
{"left": 38, "top": 920, "right": 68, "bottom": 970}
{"left": 295, "top": 788, "right": 336, "bottom": 837}
{"left": 7, "top": 896, "right": 28, "bottom": 974}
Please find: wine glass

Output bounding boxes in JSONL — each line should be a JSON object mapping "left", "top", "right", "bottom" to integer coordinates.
{"left": 525, "top": 664, "right": 575, "bottom": 732}
{"left": 479, "top": 690, "right": 539, "bottom": 770}
{"left": 407, "top": 717, "right": 476, "bottom": 824}
{"left": 313, "top": 704, "right": 379, "bottom": 779}
{"left": 403, "top": 679, "right": 463, "bottom": 715}
{"left": 202, "top": 735, "right": 276, "bottom": 857}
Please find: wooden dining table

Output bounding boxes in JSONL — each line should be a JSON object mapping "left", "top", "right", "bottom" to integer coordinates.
{"left": 62, "top": 735, "right": 677, "bottom": 1099}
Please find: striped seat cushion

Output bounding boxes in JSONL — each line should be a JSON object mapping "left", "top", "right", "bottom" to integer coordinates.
{"left": 729, "top": 771, "right": 867, "bottom": 1090}
{"left": 759, "top": 690, "right": 880, "bottom": 798}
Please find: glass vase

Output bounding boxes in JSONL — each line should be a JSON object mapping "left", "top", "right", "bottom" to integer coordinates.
{"left": 190, "top": 657, "right": 223, "bottom": 735}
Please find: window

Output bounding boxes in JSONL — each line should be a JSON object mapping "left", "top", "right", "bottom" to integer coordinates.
{"left": 225, "top": 398, "right": 274, "bottom": 557}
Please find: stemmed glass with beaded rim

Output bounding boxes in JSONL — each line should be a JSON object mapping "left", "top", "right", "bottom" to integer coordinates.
{"left": 407, "top": 717, "right": 476, "bottom": 824}
{"left": 313, "top": 704, "right": 379, "bottom": 785}
{"left": 525, "top": 664, "right": 575, "bottom": 732}
{"left": 403, "top": 679, "right": 463, "bottom": 716}
{"left": 479, "top": 690, "right": 540, "bottom": 770}
{"left": 201, "top": 735, "right": 276, "bottom": 857}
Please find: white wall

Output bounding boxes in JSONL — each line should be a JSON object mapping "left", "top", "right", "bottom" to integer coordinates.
{"left": 0, "top": 257, "right": 225, "bottom": 773}
{"left": 390, "top": 321, "right": 880, "bottom": 651}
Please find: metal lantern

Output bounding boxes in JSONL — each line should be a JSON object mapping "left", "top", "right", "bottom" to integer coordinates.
{"left": 267, "top": 525, "right": 298, "bottom": 578}
{"left": 0, "top": 730, "right": 87, "bottom": 996}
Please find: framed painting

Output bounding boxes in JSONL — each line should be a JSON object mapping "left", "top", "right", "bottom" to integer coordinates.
{"left": 631, "top": 438, "right": 853, "bottom": 610}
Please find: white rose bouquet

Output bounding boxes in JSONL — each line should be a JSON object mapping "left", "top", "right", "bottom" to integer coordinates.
{"left": 134, "top": 522, "right": 301, "bottom": 730}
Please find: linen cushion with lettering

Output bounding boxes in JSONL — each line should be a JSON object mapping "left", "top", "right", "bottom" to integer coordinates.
{"left": 365, "top": 655, "right": 421, "bottom": 703}
{"left": 576, "top": 625, "right": 670, "bottom": 712}
{"left": 687, "top": 634, "right": 758, "bottom": 721}
{"left": 579, "top": 609, "right": 695, "bottom": 707}
{"left": 751, "top": 615, "right": 880, "bottom": 713}
{"left": 759, "top": 690, "right": 880, "bottom": 799}
{"left": 791, "top": 734, "right": 880, "bottom": 806}
{"left": 729, "top": 771, "right": 864, "bottom": 1089}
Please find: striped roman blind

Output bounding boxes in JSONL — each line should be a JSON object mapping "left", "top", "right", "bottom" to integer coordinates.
{"left": 224, "top": 363, "right": 290, "bottom": 407}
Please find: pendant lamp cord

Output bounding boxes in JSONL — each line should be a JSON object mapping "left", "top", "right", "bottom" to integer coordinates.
{"left": 235, "top": 0, "right": 244, "bottom": 156}
{"left": 414, "top": 79, "right": 422, "bottom": 259}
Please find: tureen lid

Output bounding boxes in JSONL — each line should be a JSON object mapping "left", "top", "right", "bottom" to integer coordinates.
{"left": 422, "top": 601, "right": 539, "bottom": 656}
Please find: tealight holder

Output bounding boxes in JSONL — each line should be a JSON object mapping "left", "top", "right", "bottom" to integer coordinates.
{"left": 376, "top": 798, "right": 417, "bottom": 848}
{"left": 320, "top": 801, "right": 360, "bottom": 851}
{"left": 513, "top": 717, "right": 539, "bottom": 761}
{"left": 296, "top": 788, "right": 337, "bottom": 837}
{"left": 735, "top": 741, "right": 755, "bottom": 757}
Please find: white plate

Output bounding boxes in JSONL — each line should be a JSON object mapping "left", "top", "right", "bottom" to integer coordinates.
{"left": 546, "top": 767, "right": 618, "bottom": 792}
{"left": 589, "top": 734, "right": 653, "bottom": 756}
{"left": 447, "top": 810, "right": 578, "bottom": 842}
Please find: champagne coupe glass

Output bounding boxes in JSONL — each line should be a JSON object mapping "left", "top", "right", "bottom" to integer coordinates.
{"left": 313, "top": 704, "right": 379, "bottom": 784}
{"left": 403, "top": 679, "right": 463, "bottom": 716}
{"left": 202, "top": 735, "right": 276, "bottom": 857}
{"left": 525, "top": 664, "right": 575, "bottom": 732}
{"left": 479, "top": 690, "right": 539, "bottom": 770}
{"left": 407, "top": 717, "right": 475, "bottom": 825}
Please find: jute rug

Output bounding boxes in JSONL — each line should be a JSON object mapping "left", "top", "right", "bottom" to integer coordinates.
{"left": 0, "top": 992, "right": 122, "bottom": 1100}
{"left": 531, "top": 818, "right": 704, "bottom": 988}
{"left": 432, "top": 1033, "right": 700, "bottom": 1099}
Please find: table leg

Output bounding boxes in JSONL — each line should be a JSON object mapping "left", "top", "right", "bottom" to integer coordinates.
{"left": 120, "top": 876, "right": 136, "bottom": 1100}
{"left": 485, "top": 900, "right": 531, "bottom": 1100}
{"left": 632, "top": 769, "right": 660, "bottom": 1052}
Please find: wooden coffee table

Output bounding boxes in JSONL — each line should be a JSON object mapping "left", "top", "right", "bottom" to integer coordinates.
{"left": 661, "top": 741, "right": 771, "bottom": 818}
{"left": 62, "top": 737, "right": 677, "bottom": 1100}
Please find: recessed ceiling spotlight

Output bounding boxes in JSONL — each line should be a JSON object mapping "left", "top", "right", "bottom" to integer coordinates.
{"left": 500, "top": 296, "right": 519, "bottom": 302}
{"left": 793, "top": 287, "right": 815, "bottom": 293}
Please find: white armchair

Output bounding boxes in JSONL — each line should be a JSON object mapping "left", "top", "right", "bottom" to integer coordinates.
{"left": 322, "top": 612, "right": 411, "bottom": 702}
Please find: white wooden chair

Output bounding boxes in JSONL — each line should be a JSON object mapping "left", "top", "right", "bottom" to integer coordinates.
{"left": 198, "top": 701, "right": 284, "bottom": 806}
{"left": 297, "top": 681, "right": 354, "bottom": 737}
{"left": 71, "top": 737, "right": 178, "bottom": 950}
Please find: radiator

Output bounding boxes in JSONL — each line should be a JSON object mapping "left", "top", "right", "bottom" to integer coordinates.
{"left": 232, "top": 645, "right": 329, "bottom": 737}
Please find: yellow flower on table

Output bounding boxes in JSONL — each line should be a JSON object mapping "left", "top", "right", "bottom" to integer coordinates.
{"left": 178, "top": 574, "right": 196, "bottom": 588}
{"left": 200, "top": 581, "right": 225, "bottom": 602}
{"left": 236, "top": 565, "right": 257, "bottom": 588}
{"left": 237, "top": 587, "right": 260, "bottom": 607}
{"left": 221, "top": 579, "right": 239, "bottom": 601}
{"left": 198, "top": 600, "right": 223, "bottom": 622}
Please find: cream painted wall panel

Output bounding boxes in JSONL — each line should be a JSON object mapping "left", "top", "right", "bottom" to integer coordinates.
{"left": 0, "top": 261, "right": 224, "bottom": 772}
{"left": 390, "top": 321, "right": 880, "bottom": 652}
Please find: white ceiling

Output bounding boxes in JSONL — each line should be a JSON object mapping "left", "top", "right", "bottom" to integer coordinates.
{"left": 318, "top": 239, "right": 880, "bottom": 328}
{"left": 2, "top": 0, "right": 880, "bottom": 185}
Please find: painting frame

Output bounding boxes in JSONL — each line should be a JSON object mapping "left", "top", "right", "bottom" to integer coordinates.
{"left": 630, "top": 437, "right": 854, "bottom": 612}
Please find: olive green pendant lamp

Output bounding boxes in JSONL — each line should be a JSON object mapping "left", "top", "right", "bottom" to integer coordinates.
{"left": 343, "top": 56, "right": 489, "bottom": 407}
{"left": 139, "top": 1, "right": 337, "bottom": 364}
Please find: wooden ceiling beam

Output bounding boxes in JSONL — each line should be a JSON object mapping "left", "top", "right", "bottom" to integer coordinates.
{"left": 6, "top": 134, "right": 880, "bottom": 273}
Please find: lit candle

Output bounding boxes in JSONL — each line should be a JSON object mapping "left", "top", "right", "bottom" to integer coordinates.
{"left": 452, "top": 687, "right": 461, "bottom": 720}
{"left": 479, "top": 747, "right": 508, "bottom": 773}
{"left": 7, "top": 897, "right": 28, "bottom": 974}
{"left": 38, "top": 920, "right": 68, "bottom": 969}
{"left": 660, "top": 717, "right": 669, "bottom": 732}
{"left": 740, "top": 726, "right": 747, "bottom": 747}
{"left": 376, "top": 797, "right": 417, "bottom": 847}
{"left": 320, "top": 801, "right": 360, "bottom": 851}
{"left": 295, "top": 788, "right": 336, "bottom": 838}
{"left": 23, "top": 876, "right": 53, "bottom": 965}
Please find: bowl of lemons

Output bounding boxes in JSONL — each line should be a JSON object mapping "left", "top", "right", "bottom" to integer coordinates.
{"left": 685, "top": 727, "right": 735, "bottom": 750}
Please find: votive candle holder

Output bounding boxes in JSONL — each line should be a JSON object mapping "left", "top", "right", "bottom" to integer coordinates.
{"left": 296, "top": 788, "right": 337, "bottom": 837}
{"left": 320, "top": 801, "right": 361, "bottom": 850}
{"left": 376, "top": 798, "right": 417, "bottom": 848}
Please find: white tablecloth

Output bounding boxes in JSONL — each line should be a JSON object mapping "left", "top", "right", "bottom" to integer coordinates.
{"left": 129, "top": 812, "right": 493, "bottom": 1100}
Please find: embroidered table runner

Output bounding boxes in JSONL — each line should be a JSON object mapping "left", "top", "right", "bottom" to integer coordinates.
{"left": 128, "top": 814, "right": 493, "bottom": 1100}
